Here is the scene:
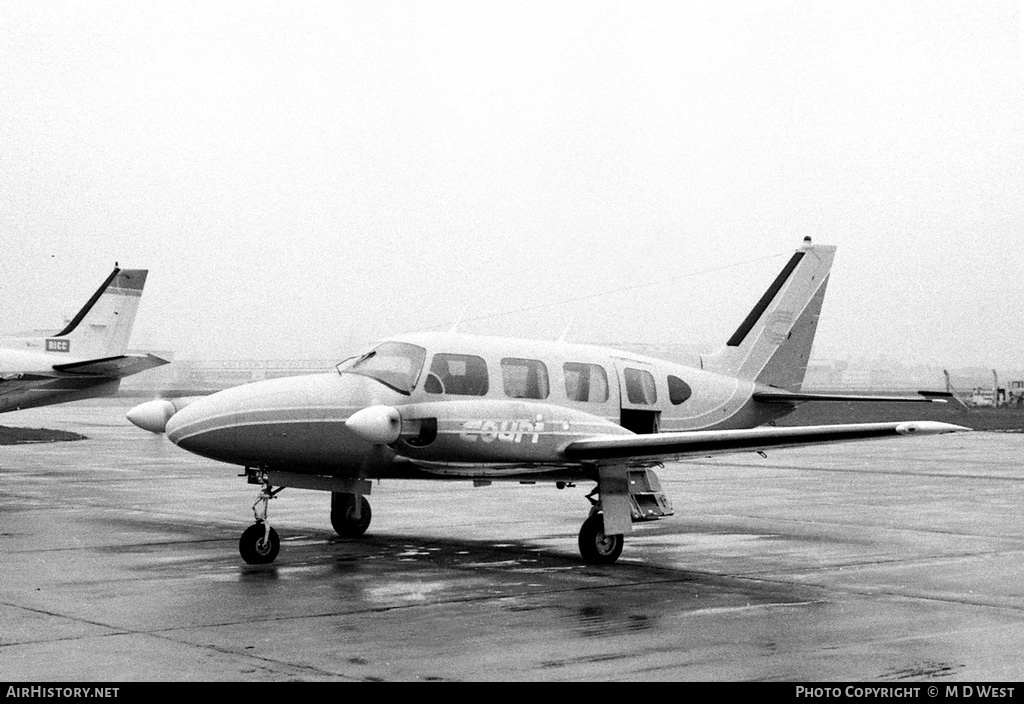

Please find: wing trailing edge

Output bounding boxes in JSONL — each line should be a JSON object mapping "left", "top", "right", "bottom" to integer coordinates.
{"left": 560, "top": 421, "right": 969, "bottom": 463}
{"left": 752, "top": 389, "right": 956, "bottom": 404}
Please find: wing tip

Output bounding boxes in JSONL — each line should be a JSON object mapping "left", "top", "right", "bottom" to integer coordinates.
{"left": 895, "top": 421, "right": 972, "bottom": 435}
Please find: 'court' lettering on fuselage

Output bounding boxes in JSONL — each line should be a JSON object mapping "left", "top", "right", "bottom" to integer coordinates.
{"left": 460, "top": 419, "right": 546, "bottom": 444}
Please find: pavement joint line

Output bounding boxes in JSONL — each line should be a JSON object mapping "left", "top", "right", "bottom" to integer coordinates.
{"left": 0, "top": 600, "right": 365, "bottom": 679}
{"left": 148, "top": 579, "right": 729, "bottom": 629}
{"left": 707, "top": 574, "right": 1024, "bottom": 615}
{"left": 666, "top": 512, "right": 1024, "bottom": 542}
{"left": 0, "top": 573, "right": 819, "bottom": 640}
{"left": 139, "top": 632, "right": 369, "bottom": 682}
{"left": 2, "top": 537, "right": 237, "bottom": 554}
{"left": 726, "top": 553, "right": 1024, "bottom": 581}
{"left": 677, "top": 462, "right": 1024, "bottom": 482}
{"left": 0, "top": 619, "right": 365, "bottom": 682}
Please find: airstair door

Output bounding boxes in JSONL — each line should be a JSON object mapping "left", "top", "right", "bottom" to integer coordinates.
{"left": 613, "top": 362, "right": 662, "bottom": 435}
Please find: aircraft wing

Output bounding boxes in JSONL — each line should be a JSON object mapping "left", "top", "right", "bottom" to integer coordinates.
{"left": 753, "top": 389, "right": 955, "bottom": 404}
{"left": 52, "top": 354, "right": 169, "bottom": 378}
{"left": 560, "top": 421, "right": 968, "bottom": 463}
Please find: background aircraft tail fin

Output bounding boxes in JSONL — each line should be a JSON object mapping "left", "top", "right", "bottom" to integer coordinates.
{"left": 701, "top": 238, "right": 835, "bottom": 390}
{"left": 52, "top": 268, "right": 149, "bottom": 359}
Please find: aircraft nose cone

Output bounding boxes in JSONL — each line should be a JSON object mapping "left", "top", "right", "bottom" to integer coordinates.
{"left": 165, "top": 372, "right": 409, "bottom": 467}
{"left": 164, "top": 391, "right": 241, "bottom": 461}
{"left": 164, "top": 378, "right": 306, "bottom": 464}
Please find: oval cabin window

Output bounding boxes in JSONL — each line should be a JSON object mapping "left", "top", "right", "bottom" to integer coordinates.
{"left": 668, "top": 375, "right": 692, "bottom": 405}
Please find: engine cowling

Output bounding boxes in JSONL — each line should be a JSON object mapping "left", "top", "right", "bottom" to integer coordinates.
{"left": 383, "top": 399, "right": 631, "bottom": 465}
{"left": 345, "top": 404, "right": 402, "bottom": 444}
{"left": 126, "top": 397, "right": 200, "bottom": 434}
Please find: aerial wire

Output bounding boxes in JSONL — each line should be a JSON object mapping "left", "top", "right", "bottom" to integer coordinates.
{"left": 403, "top": 248, "right": 791, "bottom": 335}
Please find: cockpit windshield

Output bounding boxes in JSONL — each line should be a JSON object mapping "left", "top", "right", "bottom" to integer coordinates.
{"left": 336, "top": 341, "right": 426, "bottom": 395}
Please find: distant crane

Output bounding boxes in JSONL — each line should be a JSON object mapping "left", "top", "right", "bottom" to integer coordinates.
{"left": 963, "top": 369, "right": 1024, "bottom": 408}
{"left": 1007, "top": 379, "right": 1024, "bottom": 407}
{"left": 942, "top": 370, "right": 971, "bottom": 409}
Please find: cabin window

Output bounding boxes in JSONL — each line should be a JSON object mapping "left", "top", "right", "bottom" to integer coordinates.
{"left": 668, "top": 375, "right": 692, "bottom": 405}
{"left": 624, "top": 367, "right": 657, "bottom": 405}
{"left": 425, "top": 353, "right": 489, "bottom": 396}
{"left": 336, "top": 341, "right": 426, "bottom": 395}
{"left": 563, "top": 362, "right": 609, "bottom": 403}
{"left": 501, "top": 358, "right": 549, "bottom": 399}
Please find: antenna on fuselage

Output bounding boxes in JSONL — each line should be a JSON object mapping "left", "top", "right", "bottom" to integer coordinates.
{"left": 557, "top": 314, "right": 577, "bottom": 343}
{"left": 449, "top": 309, "right": 467, "bottom": 333}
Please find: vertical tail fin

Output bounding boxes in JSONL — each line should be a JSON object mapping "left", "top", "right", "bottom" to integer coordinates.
{"left": 52, "top": 268, "right": 149, "bottom": 359}
{"left": 702, "top": 238, "right": 835, "bottom": 390}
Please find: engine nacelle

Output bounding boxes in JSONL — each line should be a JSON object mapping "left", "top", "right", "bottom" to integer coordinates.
{"left": 345, "top": 405, "right": 402, "bottom": 445}
{"left": 126, "top": 397, "right": 201, "bottom": 434}
{"left": 387, "top": 399, "right": 631, "bottom": 465}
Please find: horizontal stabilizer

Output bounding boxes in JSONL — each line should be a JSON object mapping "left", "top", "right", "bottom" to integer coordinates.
{"left": 52, "top": 354, "right": 169, "bottom": 378}
{"left": 917, "top": 390, "right": 970, "bottom": 408}
{"left": 561, "top": 421, "right": 970, "bottom": 463}
{"left": 0, "top": 373, "right": 60, "bottom": 397}
{"left": 2, "top": 372, "right": 60, "bottom": 383}
{"left": 753, "top": 390, "right": 956, "bottom": 404}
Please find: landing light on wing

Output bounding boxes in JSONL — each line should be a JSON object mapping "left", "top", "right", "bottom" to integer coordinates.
{"left": 894, "top": 421, "right": 964, "bottom": 435}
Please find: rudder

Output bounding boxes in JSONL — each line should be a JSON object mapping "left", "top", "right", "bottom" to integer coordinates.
{"left": 53, "top": 268, "right": 149, "bottom": 359}
{"left": 702, "top": 238, "right": 835, "bottom": 390}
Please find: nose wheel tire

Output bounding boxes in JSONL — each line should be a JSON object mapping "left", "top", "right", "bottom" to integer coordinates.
{"left": 331, "top": 492, "right": 372, "bottom": 538}
{"left": 240, "top": 523, "right": 280, "bottom": 564}
{"left": 578, "top": 512, "right": 624, "bottom": 565}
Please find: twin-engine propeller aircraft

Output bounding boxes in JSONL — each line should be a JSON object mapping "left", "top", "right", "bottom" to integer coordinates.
{"left": 129, "top": 239, "right": 967, "bottom": 565}
{"left": 2, "top": 267, "right": 166, "bottom": 413}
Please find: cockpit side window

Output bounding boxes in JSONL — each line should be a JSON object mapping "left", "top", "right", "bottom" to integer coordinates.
{"left": 501, "top": 358, "right": 549, "bottom": 399}
{"left": 563, "top": 362, "right": 609, "bottom": 403}
{"left": 425, "top": 353, "right": 489, "bottom": 396}
{"left": 336, "top": 342, "right": 426, "bottom": 395}
{"left": 624, "top": 367, "right": 657, "bottom": 405}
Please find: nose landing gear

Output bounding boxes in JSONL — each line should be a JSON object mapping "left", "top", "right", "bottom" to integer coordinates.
{"left": 236, "top": 468, "right": 375, "bottom": 564}
{"left": 239, "top": 522, "right": 279, "bottom": 564}
{"left": 239, "top": 471, "right": 283, "bottom": 565}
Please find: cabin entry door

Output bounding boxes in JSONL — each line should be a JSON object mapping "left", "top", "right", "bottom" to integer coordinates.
{"left": 613, "top": 361, "right": 662, "bottom": 434}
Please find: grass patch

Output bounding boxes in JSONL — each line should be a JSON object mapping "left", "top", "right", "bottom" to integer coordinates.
{"left": 0, "top": 425, "right": 87, "bottom": 445}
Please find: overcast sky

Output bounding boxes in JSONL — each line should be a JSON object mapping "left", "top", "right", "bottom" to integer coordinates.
{"left": 1, "top": 1, "right": 1021, "bottom": 368}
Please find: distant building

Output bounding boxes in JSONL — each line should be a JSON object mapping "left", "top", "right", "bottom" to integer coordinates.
{"left": 118, "top": 342, "right": 1023, "bottom": 404}
{"left": 119, "top": 357, "right": 336, "bottom": 395}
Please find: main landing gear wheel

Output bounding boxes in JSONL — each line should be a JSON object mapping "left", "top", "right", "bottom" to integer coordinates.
{"left": 239, "top": 523, "right": 280, "bottom": 565}
{"left": 578, "top": 512, "right": 624, "bottom": 565}
{"left": 331, "top": 492, "right": 372, "bottom": 538}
